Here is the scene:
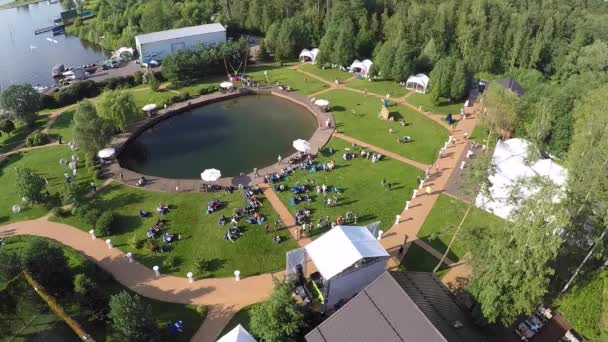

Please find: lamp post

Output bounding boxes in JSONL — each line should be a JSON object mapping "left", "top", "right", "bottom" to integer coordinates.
{"left": 153, "top": 265, "right": 160, "bottom": 277}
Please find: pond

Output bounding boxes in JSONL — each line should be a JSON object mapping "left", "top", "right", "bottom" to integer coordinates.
{"left": 118, "top": 95, "right": 318, "bottom": 179}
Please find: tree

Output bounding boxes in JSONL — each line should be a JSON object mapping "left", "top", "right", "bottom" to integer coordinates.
{"left": 97, "top": 90, "right": 140, "bottom": 132}
{"left": 480, "top": 83, "right": 519, "bottom": 140}
{"left": 0, "top": 119, "right": 15, "bottom": 135}
{"left": 74, "top": 273, "right": 108, "bottom": 321}
{"left": 23, "top": 239, "right": 73, "bottom": 296}
{"left": 15, "top": 167, "right": 47, "bottom": 205}
{"left": 250, "top": 279, "right": 304, "bottom": 341}
{"left": 466, "top": 180, "right": 567, "bottom": 325}
{"left": 108, "top": 291, "right": 159, "bottom": 342}
{"left": 450, "top": 60, "right": 469, "bottom": 101}
{"left": 73, "top": 100, "right": 113, "bottom": 156}
{"left": 0, "top": 84, "right": 41, "bottom": 126}
{"left": 0, "top": 250, "right": 22, "bottom": 282}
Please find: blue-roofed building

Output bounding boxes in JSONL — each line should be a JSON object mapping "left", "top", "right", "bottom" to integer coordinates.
{"left": 135, "top": 23, "right": 226, "bottom": 63}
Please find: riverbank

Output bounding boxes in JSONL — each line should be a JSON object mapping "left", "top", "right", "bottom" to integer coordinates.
{"left": 0, "top": 0, "right": 46, "bottom": 10}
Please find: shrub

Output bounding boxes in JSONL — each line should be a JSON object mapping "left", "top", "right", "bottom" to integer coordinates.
{"left": 94, "top": 169, "right": 103, "bottom": 180}
{"left": 179, "top": 92, "right": 190, "bottom": 101}
{"left": 95, "top": 211, "right": 114, "bottom": 236}
{"left": 144, "top": 239, "right": 158, "bottom": 253}
{"left": 162, "top": 255, "right": 177, "bottom": 269}
{"left": 169, "top": 95, "right": 181, "bottom": 104}
{"left": 41, "top": 94, "right": 58, "bottom": 109}
{"left": 133, "top": 71, "right": 144, "bottom": 84}
{"left": 193, "top": 255, "right": 209, "bottom": 276}
{"left": 52, "top": 207, "right": 66, "bottom": 218}
{"left": 198, "top": 87, "right": 207, "bottom": 96}
{"left": 25, "top": 131, "right": 50, "bottom": 147}
{"left": 128, "top": 233, "right": 140, "bottom": 250}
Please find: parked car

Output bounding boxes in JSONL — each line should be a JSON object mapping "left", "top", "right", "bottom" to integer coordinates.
{"left": 517, "top": 322, "right": 535, "bottom": 339}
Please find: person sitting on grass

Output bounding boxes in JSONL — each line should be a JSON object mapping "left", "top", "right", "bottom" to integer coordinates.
{"left": 136, "top": 176, "right": 147, "bottom": 187}
{"left": 163, "top": 232, "right": 177, "bottom": 243}
{"left": 218, "top": 214, "right": 227, "bottom": 225}
{"left": 273, "top": 235, "right": 282, "bottom": 244}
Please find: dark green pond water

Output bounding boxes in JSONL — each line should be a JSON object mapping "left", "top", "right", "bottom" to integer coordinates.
{"left": 119, "top": 95, "right": 317, "bottom": 179}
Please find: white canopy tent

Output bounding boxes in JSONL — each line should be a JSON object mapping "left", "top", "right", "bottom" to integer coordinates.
{"left": 475, "top": 138, "right": 567, "bottom": 219}
{"left": 219, "top": 81, "right": 234, "bottom": 89}
{"left": 349, "top": 59, "right": 373, "bottom": 76}
{"left": 299, "top": 48, "right": 320, "bottom": 64}
{"left": 113, "top": 47, "right": 134, "bottom": 61}
{"left": 305, "top": 226, "right": 389, "bottom": 280}
{"left": 216, "top": 324, "right": 257, "bottom": 342}
{"left": 405, "top": 74, "right": 430, "bottom": 94}
{"left": 292, "top": 139, "right": 311, "bottom": 153}
{"left": 97, "top": 148, "right": 115, "bottom": 159}
{"left": 201, "top": 168, "right": 222, "bottom": 182}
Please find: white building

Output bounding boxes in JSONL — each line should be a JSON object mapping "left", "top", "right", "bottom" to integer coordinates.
{"left": 298, "top": 226, "right": 389, "bottom": 309}
{"left": 135, "top": 23, "right": 226, "bottom": 63}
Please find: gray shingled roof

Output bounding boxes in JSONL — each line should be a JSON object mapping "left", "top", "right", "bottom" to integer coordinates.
{"left": 135, "top": 23, "right": 225, "bottom": 45}
{"left": 305, "top": 271, "right": 486, "bottom": 342}
{"left": 494, "top": 77, "right": 525, "bottom": 96}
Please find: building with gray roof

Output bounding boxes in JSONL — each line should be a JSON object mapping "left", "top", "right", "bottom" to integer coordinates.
{"left": 135, "top": 23, "right": 226, "bottom": 63}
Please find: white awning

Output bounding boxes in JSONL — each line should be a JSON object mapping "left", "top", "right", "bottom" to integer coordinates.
{"left": 217, "top": 324, "right": 257, "bottom": 342}
{"left": 475, "top": 138, "right": 567, "bottom": 219}
{"left": 314, "top": 99, "right": 329, "bottom": 107}
{"left": 349, "top": 59, "right": 373, "bottom": 75}
{"left": 299, "top": 48, "right": 320, "bottom": 64}
{"left": 405, "top": 74, "right": 430, "bottom": 93}
{"left": 305, "top": 226, "right": 389, "bottom": 279}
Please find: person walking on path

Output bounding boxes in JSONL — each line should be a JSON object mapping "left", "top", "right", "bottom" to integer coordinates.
{"left": 119, "top": 171, "right": 124, "bottom": 181}
{"left": 254, "top": 168, "right": 259, "bottom": 177}
{"left": 90, "top": 181, "right": 96, "bottom": 192}
{"left": 277, "top": 155, "right": 282, "bottom": 164}
{"left": 426, "top": 186, "right": 432, "bottom": 195}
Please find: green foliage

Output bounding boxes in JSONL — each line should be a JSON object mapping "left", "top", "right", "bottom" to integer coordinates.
{"left": 0, "top": 84, "right": 40, "bottom": 125}
{"left": 133, "top": 71, "right": 144, "bottom": 85}
{"left": 108, "top": 291, "right": 159, "bottom": 342}
{"left": 429, "top": 57, "right": 470, "bottom": 103}
{"left": 162, "top": 255, "right": 177, "bottom": 270}
{"left": 74, "top": 273, "right": 109, "bottom": 322}
{"left": 51, "top": 207, "right": 66, "bottom": 218}
{"left": 250, "top": 279, "right": 303, "bottom": 342}
{"left": 373, "top": 40, "right": 417, "bottom": 82}
{"left": 24, "top": 131, "right": 49, "bottom": 147}
{"left": 162, "top": 40, "right": 246, "bottom": 85}
{"left": 95, "top": 211, "right": 114, "bottom": 237}
{"left": 193, "top": 255, "right": 209, "bottom": 277}
{"left": 73, "top": 100, "right": 113, "bottom": 156}
{"left": 467, "top": 181, "right": 567, "bottom": 324}
{"left": 319, "top": 17, "right": 356, "bottom": 66}
{"left": 22, "top": 239, "right": 73, "bottom": 296}
{"left": 265, "top": 17, "right": 310, "bottom": 64}
{"left": 97, "top": 90, "right": 140, "bottom": 132}
{"left": 0, "top": 119, "right": 15, "bottom": 135}
{"left": 0, "top": 250, "right": 22, "bottom": 282}
{"left": 480, "top": 83, "right": 519, "bottom": 137}
{"left": 15, "top": 167, "right": 47, "bottom": 205}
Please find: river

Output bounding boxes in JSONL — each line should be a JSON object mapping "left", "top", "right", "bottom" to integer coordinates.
{"left": 0, "top": 0, "right": 108, "bottom": 89}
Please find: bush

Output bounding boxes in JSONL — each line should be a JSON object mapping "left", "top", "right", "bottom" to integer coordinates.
{"left": 162, "top": 255, "right": 177, "bottom": 269}
{"left": 128, "top": 233, "right": 141, "bottom": 250}
{"left": 95, "top": 211, "right": 114, "bottom": 236}
{"left": 94, "top": 169, "right": 103, "bottom": 180}
{"left": 52, "top": 207, "right": 66, "bottom": 218}
{"left": 144, "top": 239, "right": 158, "bottom": 253}
{"left": 47, "top": 80, "right": 101, "bottom": 109}
{"left": 193, "top": 255, "right": 209, "bottom": 276}
{"left": 169, "top": 95, "right": 181, "bottom": 104}
{"left": 198, "top": 87, "right": 207, "bottom": 96}
{"left": 179, "top": 92, "right": 190, "bottom": 101}
{"left": 41, "top": 94, "right": 58, "bottom": 109}
{"left": 133, "top": 71, "right": 144, "bottom": 84}
{"left": 73, "top": 204, "right": 101, "bottom": 226}
{"left": 25, "top": 131, "right": 50, "bottom": 147}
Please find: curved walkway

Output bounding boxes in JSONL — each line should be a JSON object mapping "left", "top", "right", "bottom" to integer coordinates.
{"left": 0, "top": 65, "right": 478, "bottom": 341}
{"left": 0, "top": 216, "right": 276, "bottom": 341}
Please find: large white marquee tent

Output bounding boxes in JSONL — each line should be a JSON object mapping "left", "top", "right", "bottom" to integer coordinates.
{"left": 299, "top": 48, "right": 320, "bottom": 64}
{"left": 349, "top": 59, "right": 373, "bottom": 76}
{"left": 405, "top": 74, "right": 430, "bottom": 94}
{"left": 475, "top": 138, "right": 567, "bottom": 220}
{"left": 217, "top": 324, "right": 257, "bottom": 342}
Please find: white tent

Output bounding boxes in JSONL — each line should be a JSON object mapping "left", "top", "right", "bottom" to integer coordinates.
{"left": 114, "top": 47, "right": 134, "bottom": 61}
{"left": 349, "top": 59, "right": 373, "bottom": 76}
{"left": 475, "top": 138, "right": 567, "bottom": 219}
{"left": 305, "top": 225, "right": 389, "bottom": 280}
{"left": 405, "top": 74, "right": 430, "bottom": 94}
{"left": 299, "top": 48, "right": 320, "bottom": 64}
{"left": 217, "top": 324, "right": 257, "bottom": 342}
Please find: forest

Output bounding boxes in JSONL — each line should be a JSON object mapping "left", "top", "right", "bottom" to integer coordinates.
{"left": 66, "top": 0, "right": 608, "bottom": 330}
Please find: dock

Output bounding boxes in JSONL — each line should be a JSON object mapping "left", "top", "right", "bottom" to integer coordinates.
{"left": 34, "top": 25, "right": 64, "bottom": 35}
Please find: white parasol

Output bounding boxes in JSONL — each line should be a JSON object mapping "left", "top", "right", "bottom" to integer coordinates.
{"left": 143, "top": 104, "right": 157, "bottom": 112}
{"left": 201, "top": 168, "right": 222, "bottom": 182}
{"left": 219, "top": 81, "right": 234, "bottom": 89}
{"left": 292, "top": 139, "right": 311, "bottom": 153}
{"left": 314, "top": 99, "right": 329, "bottom": 107}
{"left": 98, "top": 148, "right": 116, "bottom": 159}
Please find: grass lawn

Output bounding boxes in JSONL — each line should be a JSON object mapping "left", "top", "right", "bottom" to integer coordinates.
{"left": 400, "top": 243, "right": 445, "bottom": 272}
{"left": 47, "top": 109, "right": 75, "bottom": 142}
{"left": 169, "top": 75, "right": 228, "bottom": 95}
{"left": 246, "top": 65, "right": 329, "bottom": 95}
{"left": 0, "top": 146, "right": 93, "bottom": 225}
{"left": 273, "top": 138, "right": 419, "bottom": 237}
{"left": 51, "top": 182, "right": 297, "bottom": 278}
{"left": 406, "top": 93, "right": 464, "bottom": 116}
{"left": 2, "top": 236, "right": 206, "bottom": 342}
{"left": 323, "top": 90, "right": 447, "bottom": 165}
{"left": 556, "top": 270, "right": 608, "bottom": 340}
{"left": 417, "top": 194, "right": 504, "bottom": 262}
{"left": 299, "top": 64, "right": 352, "bottom": 83}
{"left": 219, "top": 303, "right": 260, "bottom": 337}
{"left": 0, "top": 115, "right": 50, "bottom": 154}
{"left": 345, "top": 79, "right": 408, "bottom": 98}
{"left": 125, "top": 88, "right": 178, "bottom": 109}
